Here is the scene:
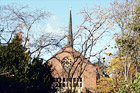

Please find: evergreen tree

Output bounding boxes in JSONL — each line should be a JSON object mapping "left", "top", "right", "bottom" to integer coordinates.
{"left": 0, "top": 32, "right": 30, "bottom": 92}
{"left": 26, "top": 58, "right": 55, "bottom": 92}
{"left": 0, "top": 33, "right": 55, "bottom": 92}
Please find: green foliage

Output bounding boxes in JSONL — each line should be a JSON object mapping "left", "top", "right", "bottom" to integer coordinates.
{"left": 25, "top": 58, "right": 55, "bottom": 92}
{"left": 115, "top": 4, "right": 140, "bottom": 57}
{"left": 0, "top": 34, "right": 55, "bottom": 92}
{"left": 114, "top": 4, "right": 140, "bottom": 93}
{"left": 118, "top": 73, "right": 140, "bottom": 92}
{"left": 130, "top": 73, "right": 140, "bottom": 92}
{"left": 0, "top": 33, "right": 29, "bottom": 92}
{"left": 0, "top": 33, "right": 29, "bottom": 79}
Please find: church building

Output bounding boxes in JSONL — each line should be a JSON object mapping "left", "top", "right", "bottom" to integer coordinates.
{"left": 48, "top": 10, "right": 101, "bottom": 93}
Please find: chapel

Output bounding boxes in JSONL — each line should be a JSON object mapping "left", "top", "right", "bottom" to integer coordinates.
{"left": 48, "top": 9, "right": 101, "bottom": 92}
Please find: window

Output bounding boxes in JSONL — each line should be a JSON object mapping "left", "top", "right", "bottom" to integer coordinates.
{"left": 73, "top": 78, "right": 76, "bottom": 82}
{"left": 62, "top": 56, "right": 73, "bottom": 68}
{"left": 58, "top": 78, "right": 61, "bottom": 82}
{"left": 63, "top": 78, "right": 65, "bottom": 82}
{"left": 55, "top": 83, "right": 59, "bottom": 87}
{"left": 80, "top": 78, "right": 82, "bottom": 82}
{"left": 53, "top": 77, "right": 83, "bottom": 88}
{"left": 63, "top": 83, "right": 65, "bottom": 87}
{"left": 80, "top": 83, "right": 82, "bottom": 87}
{"left": 59, "top": 83, "right": 62, "bottom": 87}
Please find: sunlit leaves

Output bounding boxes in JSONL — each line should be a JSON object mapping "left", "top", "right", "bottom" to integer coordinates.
{"left": 96, "top": 77, "right": 114, "bottom": 92}
{"left": 105, "top": 52, "right": 112, "bottom": 56}
{"left": 96, "top": 56, "right": 136, "bottom": 92}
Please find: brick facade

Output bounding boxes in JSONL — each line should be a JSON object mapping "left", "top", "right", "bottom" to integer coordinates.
{"left": 48, "top": 45, "right": 100, "bottom": 92}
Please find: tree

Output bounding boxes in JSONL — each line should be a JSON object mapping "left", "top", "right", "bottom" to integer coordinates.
{"left": 49, "top": 6, "right": 112, "bottom": 92}
{"left": 0, "top": 32, "right": 56, "bottom": 92}
{"left": 0, "top": 5, "right": 58, "bottom": 92}
{"left": 0, "top": 32, "right": 30, "bottom": 92}
{"left": 0, "top": 32, "right": 29, "bottom": 76}
{"left": 25, "top": 58, "right": 55, "bottom": 92}
{"left": 0, "top": 5, "right": 64, "bottom": 59}
{"left": 96, "top": 76, "right": 113, "bottom": 92}
{"left": 97, "top": 0, "right": 140, "bottom": 92}
{"left": 69, "top": 6, "right": 111, "bottom": 92}
{"left": 107, "top": 0, "right": 139, "bottom": 81}
{"left": 96, "top": 56, "right": 135, "bottom": 92}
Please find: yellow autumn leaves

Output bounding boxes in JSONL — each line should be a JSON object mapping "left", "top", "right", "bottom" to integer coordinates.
{"left": 96, "top": 57, "right": 135, "bottom": 92}
{"left": 96, "top": 77, "right": 114, "bottom": 92}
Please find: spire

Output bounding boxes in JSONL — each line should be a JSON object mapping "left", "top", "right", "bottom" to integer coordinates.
{"left": 68, "top": 8, "right": 73, "bottom": 47}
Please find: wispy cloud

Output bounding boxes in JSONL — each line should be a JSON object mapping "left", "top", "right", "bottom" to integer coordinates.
{"left": 44, "top": 24, "right": 64, "bottom": 34}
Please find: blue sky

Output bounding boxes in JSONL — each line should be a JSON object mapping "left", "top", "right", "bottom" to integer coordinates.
{"left": 0, "top": 0, "right": 118, "bottom": 61}
{"left": 1, "top": 0, "right": 112, "bottom": 27}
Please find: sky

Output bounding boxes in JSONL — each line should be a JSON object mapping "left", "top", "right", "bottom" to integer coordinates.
{"left": 0, "top": 0, "right": 112, "bottom": 27}
{"left": 0, "top": 0, "right": 118, "bottom": 62}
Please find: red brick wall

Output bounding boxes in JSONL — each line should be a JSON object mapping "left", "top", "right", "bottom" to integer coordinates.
{"left": 48, "top": 45, "right": 97, "bottom": 92}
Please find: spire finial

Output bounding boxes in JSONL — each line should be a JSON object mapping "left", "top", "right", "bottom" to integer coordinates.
{"left": 69, "top": 6, "right": 72, "bottom": 11}
{"left": 68, "top": 8, "right": 73, "bottom": 47}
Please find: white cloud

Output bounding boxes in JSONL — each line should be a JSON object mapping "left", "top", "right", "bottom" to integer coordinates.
{"left": 44, "top": 24, "right": 64, "bottom": 34}
{"left": 50, "top": 15, "right": 57, "bottom": 21}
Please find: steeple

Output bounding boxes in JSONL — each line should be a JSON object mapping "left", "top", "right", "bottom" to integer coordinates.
{"left": 68, "top": 8, "right": 73, "bottom": 47}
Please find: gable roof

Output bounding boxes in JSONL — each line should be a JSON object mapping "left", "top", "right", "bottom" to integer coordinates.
{"left": 47, "top": 44, "right": 98, "bottom": 66}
